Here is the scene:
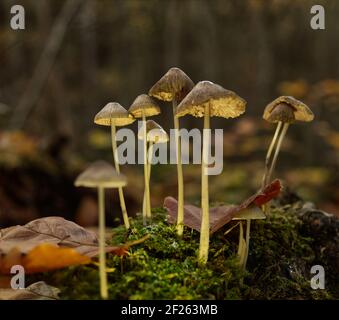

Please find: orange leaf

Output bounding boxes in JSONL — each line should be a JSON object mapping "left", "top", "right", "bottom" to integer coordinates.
{"left": 23, "top": 244, "right": 91, "bottom": 274}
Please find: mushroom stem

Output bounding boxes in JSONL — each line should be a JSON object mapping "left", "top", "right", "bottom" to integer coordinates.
{"left": 173, "top": 99, "right": 184, "bottom": 236}
{"left": 267, "top": 122, "right": 289, "bottom": 184}
{"left": 111, "top": 122, "right": 130, "bottom": 229}
{"left": 261, "top": 121, "right": 282, "bottom": 189}
{"left": 198, "top": 104, "right": 210, "bottom": 265}
{"left": 142, "top": 112, "right": 151, "bottom": 220}
{"left": 98, "top": 186, "right": 108, "bottom": 299}
{"left": 143, "top": 142, "right": 153, "bottom": 216}
{"left": 243, "top": 219, "right": 251, "bottom": 270}
{"left": 237, "top": 221, "right": 244, "bottom": 264}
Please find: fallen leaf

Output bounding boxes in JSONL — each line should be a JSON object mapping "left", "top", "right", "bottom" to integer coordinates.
{"left": 24, "top": 244, "right": 91, "bottom": 273}
{"left": 0, "top": 216, "right": 99, "bottom": 256}
{"left": 0, "top": 217, "right": 150, "bottom": 274}
{"left": 240, "top": 179, "right": 282, "bottom": 208}
{"left": 0, "top": 244, "right": 90, "bottom": 274}
{"left": 0, "top": 216, "right": 135, "bottom": 258}
{"left": 165, "top": 179, "right": 282, "bottom": 234}
{"left": 0, "top": 281, "right": 60, "bottom": 300}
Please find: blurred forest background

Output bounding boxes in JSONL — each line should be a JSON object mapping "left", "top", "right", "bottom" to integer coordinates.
{"left": 0, "top": 0, "right": 338, "bottom": 227}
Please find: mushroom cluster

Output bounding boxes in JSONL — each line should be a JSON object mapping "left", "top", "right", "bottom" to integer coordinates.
{"left": 74, "top": 68, "right": 315, "bottom": 298}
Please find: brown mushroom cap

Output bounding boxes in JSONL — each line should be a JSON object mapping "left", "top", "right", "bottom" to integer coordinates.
{"left": 94, "top": 102, "right": 135, "bottom": 126}
{"left": 149, "top": 67, "right": 194, "bottom": 102}
{"left": 129, "top": 94, "right": 161, "bottom": 118}
{"left": 263, "top": 96, "right": 314, "bottom": 123}
{"left": 74, "top": 160, "right": 127, "bottom": 189}
{"left": 175, "top": 81, "right": 246, "bottom": 118}
{"left": 137, "top": 120, "right": 169, "bottom": 143}
{"left": 266, "top": 103, "right": 296, "bottom": 123}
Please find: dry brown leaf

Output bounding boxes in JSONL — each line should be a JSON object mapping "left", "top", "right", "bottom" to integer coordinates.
{"left": 165, "top": 179, "right": 282, "bottom": 234}
{"left": 0, "top": 281, "right": 60, "bottom": 300}
{"left": 0, "top": 217, "right": 150, "bottom": 274}
{"left": 0, "top": 216, "right": 123, "bottom": 258}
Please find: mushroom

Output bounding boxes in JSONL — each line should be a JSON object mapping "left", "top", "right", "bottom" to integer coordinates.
{"left": 94, "top": 102, "right": 135, "bottom": 229}
{"left": 232, "top": 208, "right": 266, "bottom": 269}
{"left": 262, "top": 96, "right": 314, "bottom": 188}
{"left": 129, "top": 94, "right": 160, "bottom": 220}
{"left": 74, "top": 160, "right": 127, "bottom": 299}
{"left": 149, "top": 67, "right": 194, "bottom": 236}
{"left": 176, "top": 81, "right": 246, "bottom": 264}
{"left": 138, "top": 120, "right": 169, "bottom": 220}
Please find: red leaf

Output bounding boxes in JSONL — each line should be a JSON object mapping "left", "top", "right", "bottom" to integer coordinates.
{"left": 165, "top": 179, "right": 282, "bottom": 234}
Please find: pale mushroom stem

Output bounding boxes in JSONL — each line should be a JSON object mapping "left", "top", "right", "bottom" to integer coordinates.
{"left": 237, "top": 221, "right": 244, "bottom": 263}
{"left": 173, "top": 99, "right": 184, "bottom": 236}
{"left": 261, "top": 121, "right": 283, "bottom": 189}
{"left": 199, "top": 104, "right": 210, "bottom": 265}
{"left": 143, "top": 142, "right": 153, "bottom": 216}
{"left": 98, "top": 186, "right": 108, "bottom": 299}
{"left": 243, "top": 219, "right": 251, "bottom": 270}
{"left": 142, "top": 112, "right": 151, "bottom": 220}
{"left": 111, "top": 121, "right": 130, "bottom": 229}
{"left": 267, "top": 122, "right": 289, "bottom": 184}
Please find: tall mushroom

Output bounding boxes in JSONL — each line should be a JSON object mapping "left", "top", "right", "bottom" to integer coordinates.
{"left": 138, "top": 120, "right": 169, "bottom": 219}
{"left": 149, "top": 67, "right": 194, "bottom": 236}
{"left": 94, "top": 102, "right": 135, "bottom": 229}
{"left": 74, "top": 160, "right": 127, "bottom": 299}
{"left": 262, "top": 96, "right": 314, "bottom": 188}
{"left": 176, "top": 81, "right": 246, "bottom": 264}
{"left": 129, "top": 94, "right": 160, "bottom": 220}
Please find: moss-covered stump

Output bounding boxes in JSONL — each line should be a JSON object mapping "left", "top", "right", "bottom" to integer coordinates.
{"left": 30, "top": 203, "right": 338, "bottom": 300}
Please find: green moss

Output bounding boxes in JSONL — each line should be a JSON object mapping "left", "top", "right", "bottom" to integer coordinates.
{"left": 29, "top": 205, "right": 338, "bottom": 300}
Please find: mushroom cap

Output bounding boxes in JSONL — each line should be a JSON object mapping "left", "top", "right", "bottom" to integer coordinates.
{"left": 232, "top": 208, "right": 266, "bottom": 220}
{"left": 263, "top": 96, "right": 314, "bottom": 123}
{"left": 94, "top": 102, "right": 135, "bottom": 127}
{"left": 129, "top": 94, "right": 161, "bottom": 118}
{"left": 175, "top": 81, "right": 246, "bottom": 118}
{"left": 149, "top": 67, "right": 194, "bottom": 102}
{"left": 74, "top": 160, "right": 127, "bottom": 189}
{"left": 265, "top": 103, "right": 296, "bottom": 123}
{"left": 137, "top": 120, "right": 169, "bottom": 143}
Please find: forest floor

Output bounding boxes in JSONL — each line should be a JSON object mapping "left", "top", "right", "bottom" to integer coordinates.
{"left": 29, "top": 197, "right": 339, "bottom": 300}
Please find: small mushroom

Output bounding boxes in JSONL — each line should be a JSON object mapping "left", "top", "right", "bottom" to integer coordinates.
{"left": 129, "top": 94, "right": 160, "bottom": 220}
{"left": 262, "top": 96, "right": 314, "bottom": 188}
{"left": 176, "top": 81, "right": 246, "bottom": 264}
{"left": 149, "top": 67, "right": 194, "bottom": 236}
{"left": 232, "top": 208, "right": 266, "bottom": 269}
{"left": 74, "top": 160, "right": 127, "bottom": 299}
{"left": 94, "top": 102, "right": 135, "bottom": 229}
{"left": 138, "top": 120, "right": 169, "bottom": 220}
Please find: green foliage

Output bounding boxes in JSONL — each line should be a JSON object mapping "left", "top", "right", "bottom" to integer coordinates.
{"left": 29, "top": 206, "right": 337, "bottom": 300}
